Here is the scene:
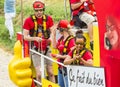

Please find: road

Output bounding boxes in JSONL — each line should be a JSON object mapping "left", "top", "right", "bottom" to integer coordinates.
{"left": 0, "top": 48, "right": 16, "bottom": 87}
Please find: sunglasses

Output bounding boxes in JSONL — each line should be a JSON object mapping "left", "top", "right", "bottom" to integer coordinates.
{"left": 57, "top": 28, "right": 64, "bottom": 32}
{"left": 106, "top": 24, "right": 115, "bottom": 31}
{"left": 75, "top": 42, "right": 85, "bottom": 45}
{"left": 34, "top": 9, "right": 44, "bottom": 12}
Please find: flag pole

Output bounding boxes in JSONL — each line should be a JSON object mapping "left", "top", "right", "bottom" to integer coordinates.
{"left": 64, "top": 0, "right": 68, "bottom": 19}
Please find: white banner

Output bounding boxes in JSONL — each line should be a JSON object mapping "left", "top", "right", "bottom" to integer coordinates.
{"left": 67, "top": 65, "right": 106, "bottom": 87}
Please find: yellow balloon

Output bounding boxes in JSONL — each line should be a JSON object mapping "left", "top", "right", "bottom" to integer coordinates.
{"left": 8, "top": 40, "right": 32, "bottom": 87}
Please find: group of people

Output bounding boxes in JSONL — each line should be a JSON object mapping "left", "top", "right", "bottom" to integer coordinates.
{"left": 51, "top": 21, "right": 93, "bottom": 87}
{"left": 22, "top": 0, "right": 94, "bottom": 87}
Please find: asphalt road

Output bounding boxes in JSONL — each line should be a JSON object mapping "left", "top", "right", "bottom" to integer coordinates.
{"left": 0, "top": 48, "right": 16, "bottom": 87}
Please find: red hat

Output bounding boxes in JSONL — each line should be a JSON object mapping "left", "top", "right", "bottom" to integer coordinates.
{"left": 58, "top": 20, "right": 69, "bottom": 29}
{"left": 33, "top": 1, "right": 45, "bottom": 9}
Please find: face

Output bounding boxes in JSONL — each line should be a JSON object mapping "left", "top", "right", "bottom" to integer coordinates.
{"left": 106, "top": 19, "right": 119, "bottom": 46}
{"left": 34, "top": 8, "right": 44, "bottom": 18}
{"left": 75, "top": 38, "right": 85, "bottom": 50}
{"left": 58, "top": 28, "right": 65, "bottom": 34}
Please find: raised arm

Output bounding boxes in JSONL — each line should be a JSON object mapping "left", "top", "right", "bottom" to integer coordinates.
{"left": 50, "top": 24, "right": 58, "bottom": 48}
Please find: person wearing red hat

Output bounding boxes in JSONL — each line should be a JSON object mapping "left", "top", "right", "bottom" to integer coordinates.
{"left": 51, "top": 20, "right": 75, "bottom": 87}
{"left": 23, "top": 0, "right": 55, "bottom": 86}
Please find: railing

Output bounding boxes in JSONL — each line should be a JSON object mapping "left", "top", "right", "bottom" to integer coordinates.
{"left": 30, "top": 48, "right": 67, "bottom": 86}
{"left": 28, "top": 26, "right": 91, "bottom": 87}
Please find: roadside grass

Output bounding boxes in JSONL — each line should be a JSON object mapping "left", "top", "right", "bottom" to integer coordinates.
{"left": 0, "top": 0, "right": 70, "bottom": 53}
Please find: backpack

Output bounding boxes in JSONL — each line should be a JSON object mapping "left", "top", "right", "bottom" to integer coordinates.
{"left": 30, "top": 14, "right": 50, "bottom": 39}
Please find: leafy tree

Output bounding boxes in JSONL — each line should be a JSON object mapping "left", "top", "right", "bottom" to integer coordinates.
{"left": 0, "top": 0, "right": 4, "bottom": 14}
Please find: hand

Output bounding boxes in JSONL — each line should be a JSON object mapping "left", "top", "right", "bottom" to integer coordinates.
{"left": 51, "top": 53, "right": 57, "bottom": 58}
{"left": 74, "top": 55, "right": 81, "bottom": 60}
{"left": 53, "top": 23, "right": 58, "bottom": 30}
{"left": 8, "top": 40, "right": 32, "bottom": 87}
{"left": 52, "top": 54, "right": 63, "bottom": 59}
{"left": 51, "top": 23, "right": 58, "bottom": 35}
{"left": 34, "top": 37, "right": 42, "bottom": 42}
{"left": 55, "top": 54, "right": 62, "bottom": 59}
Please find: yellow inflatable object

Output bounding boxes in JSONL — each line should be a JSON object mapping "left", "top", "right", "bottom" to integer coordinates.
{"left": 8, "top": 40, "right": 32, "bottom": 87}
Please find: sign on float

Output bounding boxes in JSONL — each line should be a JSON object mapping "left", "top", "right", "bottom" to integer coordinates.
{"left": 67, "top": 65, "right": 106, "bottom": 87}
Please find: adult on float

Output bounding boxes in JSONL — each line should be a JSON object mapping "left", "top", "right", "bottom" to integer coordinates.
{"left": 51, "top": 20, "right": 75, "bottom": 87}
{"left": 23, "top": 0, "right": 55, "bottom": 86}
{"left": 69, "top": 0, "right": 96, "bottom": 50}
{"left": 64, "top": 30, "right": 93, "bottom": 66}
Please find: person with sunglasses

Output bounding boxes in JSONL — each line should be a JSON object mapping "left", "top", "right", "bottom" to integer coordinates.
{"left": 104, "top": 15, "right": 120, "bottom": 50}
{"left": 23, "top": 0, "right": 55, "bottom": 86}
{"left": 64, "top": 30, "right": 93, "bottom": 66}
{"left": 51, "top": 20, "right": 75, "bottom": 87}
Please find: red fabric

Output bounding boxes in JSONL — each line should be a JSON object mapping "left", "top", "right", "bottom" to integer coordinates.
{"left": 70, "top": 0, "right": 81, "bottom": 16}
{"left": 94, "top": 0, "right": 120, "bottom": 87}
{"left": 31, "top": 80, "right": 35, "bottom": 87}
{"left": 23, "top": 40, "right": 29, "bottom": 57}
{"left": 56, "top": 36, "right": 75, "bottom": 54}
{"left": 56, "top": 36, "right": 75, "bottom": 67}
{"left": 17, "top": 32, "right": 23, "bottom": 44}
{"left": 23, "top": 15, "right": 53, "bottom": 51}
{"left": 68, "top": 49, "right": 92, "bottom": 65}
{"left": 83, "top": 1, "right": 95, "bottom": 16}
{"left": 83, "top": 1, "right": 95, "bottom": 12}
{"left": 70, "top": 0, "right": 95, "bottom": 16}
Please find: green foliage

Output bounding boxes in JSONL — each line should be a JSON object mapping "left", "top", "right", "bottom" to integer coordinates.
{"left": 0, "top": 0, "right": 4, "bottom": 9}
{"left": 0, "top": 16, "right": 16, "bottom": 52}
{"left": 0, "top": 0, "right": 4, "bottom": 14}
{"left": 45, "top": 1, "right": 70, "bottom": 22}
{"left": 0, "top": 0, "right": 71, "bottom": 52}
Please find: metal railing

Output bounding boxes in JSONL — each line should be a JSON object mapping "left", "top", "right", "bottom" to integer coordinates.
{"left": 30, "top": 48, "right": 67, "bottom": 86}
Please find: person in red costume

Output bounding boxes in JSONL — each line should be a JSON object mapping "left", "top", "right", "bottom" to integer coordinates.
{"left": 51, "top": 20, "right": 75, "bottom": 87}
{"left": 63, "top": 30, "right": 93, "bottom": 87}
{"left": 69, "top": 0, "right": 96, "bottom": 50}
{"left": 23, "top": 0, "right": 55, "bottom": 86}
{"left": 64, "top": 30, "right": 93, "bottom": 66}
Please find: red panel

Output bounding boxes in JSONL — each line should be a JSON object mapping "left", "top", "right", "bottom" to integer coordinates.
{"left": 17, "top": 32, "right": 23, "bottom": 44}
{"left": 94, "top": 0, "right": 120, "bottom": 87}
{"left": 16, "top": 32, "right": 29, "bottom": 57}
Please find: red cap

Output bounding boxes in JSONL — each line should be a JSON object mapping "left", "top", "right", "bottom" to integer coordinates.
{"left": 58, "top": 20, "right": 69, "bottom": 29}
{"left": 33, "top": 1, "right": 44, "bottom": 9}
